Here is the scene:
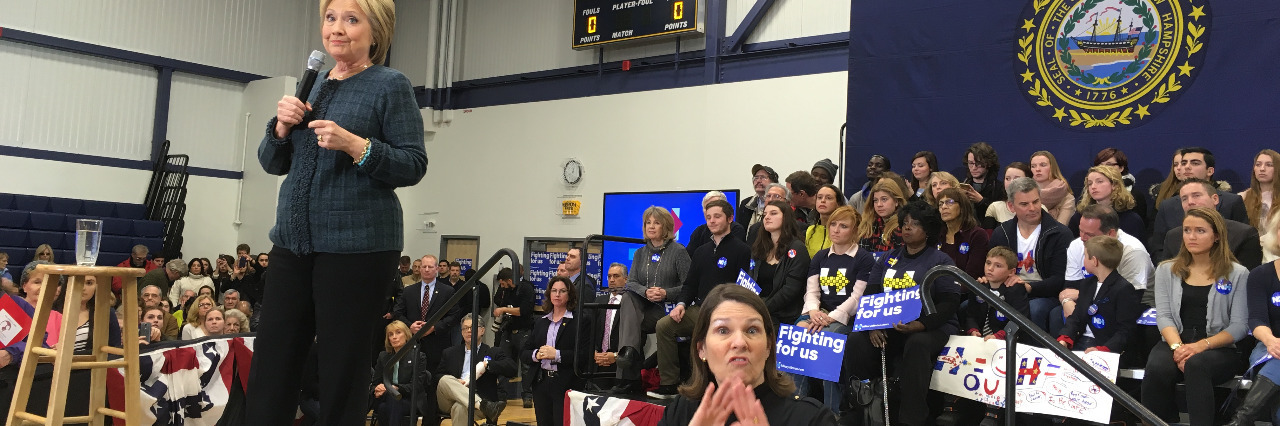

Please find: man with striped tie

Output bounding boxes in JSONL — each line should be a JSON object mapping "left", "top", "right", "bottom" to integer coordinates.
{"left": 394, "top": 254, "right": 460, "bottom": 373}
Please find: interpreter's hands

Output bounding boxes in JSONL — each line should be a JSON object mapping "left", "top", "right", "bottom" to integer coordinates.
{"left": 869, "top": 330, "right": 887, "bottom": 348}
{"left": 308, "top": 120, "right": 365, "bottom": 159}
{"left": 724, "top": 379, "right": 771, "bottom": 426}
{"left": 669, "top": 304, "right": 686, "bottom": 323}
{"left": 687, "top": 381, "right": 734, "bottom": 426}
{"left": 893, "top": 321, "right": 925, "bottom": 334}
{"left": 373, "top": 383, "right": 386, "bottom": 398}
{"left": 274, "top": 95, "right": 311, "bottom": 138}
{"left": 410, "top": 321, "right": 425, "bottom": 334}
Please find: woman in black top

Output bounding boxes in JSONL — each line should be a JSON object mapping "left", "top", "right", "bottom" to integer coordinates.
{"left": 656, "top": 285, "right": 835, "bottom": 426}
{"left": 1227, "top": 225, "right": 1280, "bottom": 425}
{"left": 961, "top": 142, "right": 1003, "bottom": 218}
{"left": 370, "top": 320, "right": 430, "bottom": 426}
{"left": 846, "top": 201, "right": 960, "bottom": 426}
{"left": 523, "top": 277, "right": 583, "bottom": 426}
{"left": 750, "top": 201, "right": 810, "bottom": 326}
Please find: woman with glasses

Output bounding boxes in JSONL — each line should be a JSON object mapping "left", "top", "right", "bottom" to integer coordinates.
{"left": 524, "top": 277, "right": 583, "bottom": 426}
{"left": 937, "top": 188, "right": 990, "bottom": 280}
{"left": 961, "top": 143, "right": 1003, "bottom": 219}
{"left": 181, "top": 295, "right": 218, "bottom": 340}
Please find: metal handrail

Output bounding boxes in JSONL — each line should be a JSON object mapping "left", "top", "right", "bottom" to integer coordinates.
{"left": 918, "top": 265, "right": 1165, "bottom": 426}
{"left": 381, "top": 248, "right": 520, "bottom": 426}
{"left": 574, "top": 234, "right": 647, "bottom": 381}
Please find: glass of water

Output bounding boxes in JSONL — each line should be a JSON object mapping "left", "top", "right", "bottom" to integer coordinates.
{"left": 76, "top": 219, "right": 103, "bottom": 266}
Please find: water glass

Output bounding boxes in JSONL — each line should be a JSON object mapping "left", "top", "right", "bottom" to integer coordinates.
{"left": 76, "top": 219, "right": 103, "bottom": 266}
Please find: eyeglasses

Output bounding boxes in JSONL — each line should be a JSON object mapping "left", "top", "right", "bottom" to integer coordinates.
{"left": 939, "top": 199, "right": 959, "bottom": 206}
{"left": 751, "top": 175, "right": 770, "bottom": 181}
{"left": 548, "top": 288, "right": 570, "bottom": 294}
{"left": 965, "top": 161, "right": 982, "bottom": 167}
{"left": 198, "top": 302, "right": 213, "bottom": 308}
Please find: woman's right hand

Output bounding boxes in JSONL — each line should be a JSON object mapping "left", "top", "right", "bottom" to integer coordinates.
{"left": 688, "top": 380, "right": 735, "bottom": 426}
{"left": 274, "top": 95, "right": 312, "bottom": 139}
{"left": 1266, "top": 337, "right": 1280, "bottom": 359}
{"left": 373, "top": 383, "right": 386, "bottom": 398}
{"left": 869, "top": 330, "right": 887, "bottom": 348}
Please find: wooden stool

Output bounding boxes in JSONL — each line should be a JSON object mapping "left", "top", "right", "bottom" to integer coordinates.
{"left": 6, "top": 265, "right": 145, "bottom": 425}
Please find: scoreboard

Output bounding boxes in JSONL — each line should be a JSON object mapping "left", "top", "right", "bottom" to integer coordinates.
{"left": 572, "top": 0, "right": 703, "bottom": 50}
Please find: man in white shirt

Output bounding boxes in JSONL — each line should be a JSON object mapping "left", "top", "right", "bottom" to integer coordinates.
{"left": 1053, "top": 205, "right": 1154, "bottom": 335}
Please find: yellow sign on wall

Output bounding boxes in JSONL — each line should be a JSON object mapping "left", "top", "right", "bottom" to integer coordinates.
{"left": 562, "top": 200, "right": 582, "bottom": 216}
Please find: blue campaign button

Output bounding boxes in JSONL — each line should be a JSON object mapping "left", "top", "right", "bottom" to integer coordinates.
{"left": 651, "top": 253, "right": 662, "bottom": 263}
{"left": 1215, "top": 279, "right": 1232, "bottom": 294}
{"left": 959, "top": 243, "right": 970, "bottom": 254}
{"left": 1087, "top": 304, "right": 1098, "bottom": 316}
{"left": 750, "top": 259, "right": 756, "bottom": 270}
{"left": 717, "top": 257, "right": 727, "bottom": 268}
{"left": 1091, "top": 315, "right": 1106, "bottom": 329}
{"left": 994, "top": 310, "right": 1006, "bottom": 321}
{"left": 1272, "top": 292, "right": 1280, "bottom": 307}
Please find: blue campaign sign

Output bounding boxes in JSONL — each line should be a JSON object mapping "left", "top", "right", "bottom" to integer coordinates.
{"left": 1137, "top": 307, "right": 1158, "bottom": 326}
{"left": 527, "top": 250, "right": 605, "bottom": 305}
{"left": 851, "top": 288, "right": 922, "bottom": 331}
{"left": 775, "top": 323, "right": 847, "bottom": 382}
{"left": 735, "top": 269, "right": 761, "bottom": 294}
{"left": 454, "top": 258, "right": 473, "bottom": 274}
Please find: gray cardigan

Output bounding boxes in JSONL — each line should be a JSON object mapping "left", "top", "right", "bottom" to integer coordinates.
{"left": 260, "top": 66, "right": 427, "bottom": 255}
{"left": 626, "top": 240, "right": 692, "bottom": 303}
{"left": 1152, "top": 261, "right": 1251, "bottom": 345}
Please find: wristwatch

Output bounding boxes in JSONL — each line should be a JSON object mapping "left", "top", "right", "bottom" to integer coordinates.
{"left": 1061, "top": 298, "right": 1075, "bottom": 304}
{"left": 1170, "top": 343, "right": 1183, "bottom": 350}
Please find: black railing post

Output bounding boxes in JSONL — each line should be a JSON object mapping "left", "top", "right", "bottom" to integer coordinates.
{"left": 1003, "top": 321, "right": 1019, "bottom": 426}
{"left": 919, "top": 265, "right": 1166, "bottom": 426}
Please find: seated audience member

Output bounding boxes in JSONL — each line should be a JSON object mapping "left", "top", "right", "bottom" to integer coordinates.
{"left": 1142, "top": 207, "right": 1250, "bottom": 426}
{"left": 223, "top": 308, "right": 251, "bottom": 333}
{"left": 401, "top": 258, "right": 422, "bottom": 287}
{"left": 739, "top": 164, "right": 780, "bottom": 229}
{"left": 211, "top": 255, "right": 235, "bottom": 293}
{"left": 811, "top": 158, "right": 838, "bottom": 186}
{"left": 619, "top": 207, "right": 690, "bottom": 375}
{"left": 688, "top": 191, "right": 748, "bottom": 254}
{"left": 139, "top": 259, "right": 187, "bottom": 303}
{"left": 786, "top": 171, "right": 822, "bottom": 227}
{"left": 197, "top": 284, "right": 215, "bottom": 301}
{"left": 967, "top": 247, "right": 1029, "bottom": 340}
{"left": 173, "top": 289, "right": 196, "bottom": 324}
{"left": 140, "top": 284, "right": 179, "bottom": 340}
{"left": 1150, "top": 147, "right": 1249, "bottom": 258}
{"left": 1093, "top": 148, "right": 1148, "bottom": 226}
{"left": 962, "top": 142, "right": 1004, "bottom": 219}
{"left": 18, "top": 261, "right": 63, "bottom": 347}
{"left": 1156, "top": 179, "right": 1262, "bottom": 269}
{"left": 392, "top": 254, "right": 459, "bottom": 372}
{"left": 983, "top": 162, "right": 1033, "bottom": 229}
{"left": 524, "top": 277, "right": 584, "bottom": 426}
{"left": 0, "top": 283, "right": 46, "bottom": 419}
{"left": 937, "top": 188, "right": 990, "bottom": 280}
{"left": 963, "top": 247, "right": 1028, "bottom": 425}
{"left": 803, "top": 184, "right": 847, "bottom": 257}
{"left": 372, "top": 320, "right": 432, "bottom": 426}
{"left": 655, "top": 285, "right": 835, "bottom": 426}
{"left": 750, "top": 201, "right": 809, "bottom": 327}
{"left": 180, "top": 295, "right": 217, "bottom": 340}
{"left": 397, "top": 255, "right": 413, "bottom": 278}
{"left": 1232, "top": 223, "right": 1280, "bottom": 425}
{"left": 1151, "top": 151, "right": 1185, "bottom": 210}
{"left": 924, "top": 171, "right": 961, "bottom": 207}
{"left": 160, "top": 299, "right": 172, "bottom": 315}
{"left": 1057, "top": 236, "right": 1141, "bottom": 354}
{"left": 796, "top": 205, "right": 875, "bottom": 414}
{"left": 113, "top": 244, "right": 158, "bottom": 295}
{"left": 491, "top": 267, "right": 536, "bottom": 407}
{"left": 1060, "top": 205, "right": 1154, "bottom": 321}
{"left": 652, "top": 199, "right": 752, "bottom": 398}
{"left": 140, "top": 306, "right": 167, "bottom": 345}
{"left": 200, "top": 308, "right": 226, "bottom": 337}
{"left": 33, "top": 244, "right": 53, "bottom": 263}
{"left": 52, "top": 275, "right": 121, "bottom": 420}
{"left": 0, "top": 252, "right": 12, "bottom": 292}
{"left": 1242, "top": 149, "right": 1280, "bottom": 262}
{"left": 1069, "top": 165, "right": 1147, "bottom": 241}
{"left": 1029, "top": 151, "right": 1076, "bottom": 224}
{"left": 436, "top": 314, "right": 512, "bottom": 425}
{"left": 846, "top": 201, "right": 960, "bottom": 426}
{"left": 989, "top": 177, "right": 1072, "bottom": 332}
{"left": 908, "top": 151, "right": 939, "bottom": 201}
{"left": 877, "top": 171, "right": 914, "bottom": 203}
{"left": 858, "top": 181, "right": 907, "bottom": 255}
{"left": 747, "top": 183, "right": 808, "bottom": 245}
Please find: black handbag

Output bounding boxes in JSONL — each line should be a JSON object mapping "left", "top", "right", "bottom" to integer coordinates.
{"left": 845, "top": 349, "right": 898, "bottom": 426}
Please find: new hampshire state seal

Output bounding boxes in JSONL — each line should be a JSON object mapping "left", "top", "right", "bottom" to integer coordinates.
{"left": 1016, "top": 0, "right": 1210, "bottom": 129}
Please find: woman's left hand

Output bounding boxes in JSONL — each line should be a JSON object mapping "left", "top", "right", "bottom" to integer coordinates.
{"left": 964, "top": 186, "right": 983, "bottom": 202}
{"left": 308, "top": 120, "right": 365, "bottom": 159}
{"left": 724, "top": 379, "right": 771, "bottom": 426}
{"left": 1172, "top": 340, "right": 1206, "bottom": 364}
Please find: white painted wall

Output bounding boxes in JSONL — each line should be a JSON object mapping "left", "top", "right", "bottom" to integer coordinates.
{"left": 397, "top": 71, "right": 849, "bottom": 277}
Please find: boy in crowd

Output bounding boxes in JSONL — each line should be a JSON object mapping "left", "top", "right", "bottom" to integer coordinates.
{"left": 967, "top": 247, "right": 1029, "bottom": 341}
{"left": 1057, "top": 235, "right": 1141, "bottom": 353}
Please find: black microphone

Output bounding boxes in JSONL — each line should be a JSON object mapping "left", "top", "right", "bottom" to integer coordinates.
{"left": 295, "top": 50, "right": 326, "bottom": 101}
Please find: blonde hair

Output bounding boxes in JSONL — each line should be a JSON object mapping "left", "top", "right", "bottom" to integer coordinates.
{"left": 827, "top": 206, "right": 859, "bottom": 244}
{"left": 1168, "top": 207, "right": 1237, "bottom": 281}
{"left": 320, "top": 0, "right": 396, "bottom": 64}
{"left": 1077, "top": 166, "right": 1136, "bottom": 212}
{"left": 858, "top": 181, "right": 906, "bottom": 242}
{"left": 924, "top": 171, "right": 961, "bottom": 206}
{"left": 186, "top": 295, "right": 217, "bottom": 326}
{"left": 1245, "top": 149, "right": 1280, "bottom": 229}
{"left": 642, "top": 206, "right": 676, "bottom": 243}
{"left": 384, "top": 320, "right": 411, "bottom": 352}
{"left": 1031, "top": 151, "right": 1074, "bottom": 196}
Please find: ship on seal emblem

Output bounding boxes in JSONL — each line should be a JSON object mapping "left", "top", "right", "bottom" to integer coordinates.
{"left": 1016, "top": 0, "right": 1210, "bottom": 129}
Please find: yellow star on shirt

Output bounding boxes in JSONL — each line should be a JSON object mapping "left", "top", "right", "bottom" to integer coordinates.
{"left": 1022, "top": 19, "right": 1036, "bottom": 32}
{"left": 1135, "top": 104, "right": 1151, "bottom": 119}
{"left": 1021, "top": 70, "right": 1035, "bottom": 82}
{"left": 1177, "top": 61, "right": 1196, "bottom": 76}
{"left": 1052, "top": 108, "right": 1067, "bottom": 121}
{"left": 1189, "top": 6, "right": 1206, "bottom": 21}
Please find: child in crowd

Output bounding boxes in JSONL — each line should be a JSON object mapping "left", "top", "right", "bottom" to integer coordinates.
{"left": 1056, "top": 235, "right": 1141, "bottom": 353}
{"left": 966, "top": 247, "right": 1029, "bottom": 340}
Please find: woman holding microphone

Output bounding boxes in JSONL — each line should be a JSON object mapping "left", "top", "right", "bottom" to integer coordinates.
{"left": 246, "top": 0, "right": 427, "bottom": 423}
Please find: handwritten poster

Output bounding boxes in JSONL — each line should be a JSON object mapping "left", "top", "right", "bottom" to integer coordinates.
{"left": 929, "top": 336, "right": 1119, "bottom": 424}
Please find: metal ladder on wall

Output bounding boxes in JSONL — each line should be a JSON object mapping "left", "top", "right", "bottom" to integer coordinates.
{"left": 143, "top": 140, "right": 189, "bottom": 256}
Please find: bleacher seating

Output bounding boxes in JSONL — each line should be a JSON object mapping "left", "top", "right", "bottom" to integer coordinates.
{"left": 0, "top": 192, "right": 162, "bottom": 280}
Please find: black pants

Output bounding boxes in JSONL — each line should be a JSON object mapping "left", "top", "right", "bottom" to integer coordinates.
{"left": 847, "top": 327, "right": 952, "bottom": 426}
{"left": 498, "top": 327, "right": 534, "bottom": 398}
{"left": 532, "top": 370, "right": 578, "bottom": 426}
{"left": 1141, "top": 343, "right": 1242, "bottom": 426}
{"left": 245, "top": 247, "right": 398, "bottom": 426}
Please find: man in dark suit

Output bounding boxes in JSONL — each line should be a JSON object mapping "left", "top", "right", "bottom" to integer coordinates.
{"left": 393, "top": 254, "right": 460, "bottom": 370}
{"left": 565, "top": 247, "right": 600, "bottom": 300}
{"left": 436, "top": 314, "right": 513, "bottom": 426}
{"left": 586, "top": 263, "right": 632, "bottom": 393}
{"left": 1149, "top": 148, "right": 1249, "bottom": 259}
{"left": 1157, "top": 179, "right": 1263, "bottom": 269}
